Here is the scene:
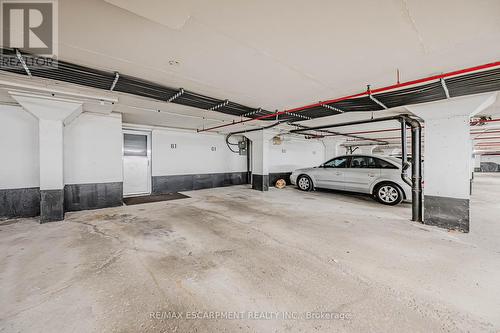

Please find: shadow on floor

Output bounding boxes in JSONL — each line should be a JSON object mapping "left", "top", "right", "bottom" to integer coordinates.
{"left": 123, "top": 193, "right": 190, "bottom": 206}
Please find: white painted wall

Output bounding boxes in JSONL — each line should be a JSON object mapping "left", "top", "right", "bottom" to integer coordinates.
{"left": 152, "top": 129, "right": 247, "bottom": 175}
{"left": 0, "top": 107, "right": 123, "bottom": 190}
{"left": 481, "top": 155, "right": 500, "bottom": 164}
{"left": 269, "top": 138, "right": 325, "bottom": 173}
{"left": 0, "top": 105, "right": 39, "bottom": 189}
{"left": 64, "top": 112, "right": 123, "bottom": 184}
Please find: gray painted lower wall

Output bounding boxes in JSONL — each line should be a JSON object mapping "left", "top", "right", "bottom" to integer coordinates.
{"left": 424, "top": 195, "right": 470, "bottom": 233}
{"left": 1, "top": 182, "right": 124, "bottom": 221}
{"left": 249, "top": 172, "right": 293, "bottom": 191}
{"left": 269, "top": 172, "right": 293, "bottom": 186}
{"left": 0, "top": 187, "right": 40, "bottom": 218}
{"left": 64, "top": 182, "right": 123, "bottom": 212}
{"left": 153, "top": 172, "right": 248, "bottom": 194}
{"left": 40, "top": 189, "right": 64, "bottom": 223}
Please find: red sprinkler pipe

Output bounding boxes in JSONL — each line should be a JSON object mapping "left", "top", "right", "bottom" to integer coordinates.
{"left": 292, "top": 116, "right": 500, "bottom": 137}
{"left": 475, "top": 142, "right": 500, "bottom": 147}
{"left": 197, "top": 61, "right": 500, "bottom": 133}
{"left": 473, "top": 136, "right": 500, "bottom": 140}
{"left": 343, "top": 117, "right": 500, "bottom": 136}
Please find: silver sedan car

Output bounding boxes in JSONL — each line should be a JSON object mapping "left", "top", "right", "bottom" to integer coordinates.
{"left": 290, "top": 154, "right": 411, "bottom": 205}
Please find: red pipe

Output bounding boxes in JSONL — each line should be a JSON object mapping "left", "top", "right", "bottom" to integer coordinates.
{"left": 472, "top": 130, "right": 500, "bottom": 135}
{"left": 473, "top": 136, "right": 500, "bottom": 140}
{"left": 345, "top": 134, "right": 500, "bottom": 142}
{"left": 310, "top": 117, "right": 500, "bottom": 137}
{"left": 198, "top": 61, "right": 500, "bottom": 133}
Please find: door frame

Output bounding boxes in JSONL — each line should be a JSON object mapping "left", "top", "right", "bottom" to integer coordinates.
{"left": 122, "top": 128, "right": 152, "bottom": 197}
{"left": 315, "top": 155, "right": 351, "bottom": 190}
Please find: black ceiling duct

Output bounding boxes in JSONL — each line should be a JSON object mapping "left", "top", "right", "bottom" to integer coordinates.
{"left": 1, "top": 48, "right": 499, "bottom": 123}
{"left": 0, "top": 48, "right": 276, "bottom": 120}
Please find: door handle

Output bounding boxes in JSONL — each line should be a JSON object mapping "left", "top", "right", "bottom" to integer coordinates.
{"left": 368, "top": 173, "right": 375, "bottom": 177}
{"left": 336, "top": 172, "right": 342, "bottom": 176}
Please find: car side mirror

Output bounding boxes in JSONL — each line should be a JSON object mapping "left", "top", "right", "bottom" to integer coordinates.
{"left": 402, "top": 161, "right": 411, "bottom": 171}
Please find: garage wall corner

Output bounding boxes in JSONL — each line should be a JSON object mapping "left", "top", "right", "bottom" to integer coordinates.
{"left": 151, "top": 129, "right": 248, "bottom": 193}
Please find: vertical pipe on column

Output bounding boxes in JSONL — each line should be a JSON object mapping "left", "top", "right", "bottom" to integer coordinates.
{"left": 246, "top": 138, "right": 251, "bottom": 184}
{"left": 410, "top": 120, "right": 423, "bottom": 222}
{"left": 401, "top": 118, "right": 408, "bottom": 166}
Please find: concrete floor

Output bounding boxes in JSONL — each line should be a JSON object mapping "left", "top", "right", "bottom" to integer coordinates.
{"left": 1, "top": 174, "right": 500, "bottom": 333}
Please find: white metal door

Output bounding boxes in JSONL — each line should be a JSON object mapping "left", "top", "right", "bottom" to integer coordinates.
{"left": 123, "top": 130, "right": 151, "bottom": 196}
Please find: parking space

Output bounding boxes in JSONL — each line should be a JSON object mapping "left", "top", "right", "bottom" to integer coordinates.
{"left": 1, "top": 174, "right": 499, "bottom": 332}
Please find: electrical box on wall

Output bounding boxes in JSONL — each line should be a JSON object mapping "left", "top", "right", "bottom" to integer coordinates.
{"left": 238, "top": 140, "right": 247, "bottom": 156}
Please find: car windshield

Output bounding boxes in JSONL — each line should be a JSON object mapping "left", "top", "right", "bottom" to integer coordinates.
{"left": 323, "top": 156, "right": 349, "bottom": 168}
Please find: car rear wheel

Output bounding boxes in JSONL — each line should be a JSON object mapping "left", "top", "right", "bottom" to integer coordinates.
{"left": 375, "top": 183, "right": 403, "bottom": 205}
{"left": 297, "top": 175, "right": 313, "bottom": 191}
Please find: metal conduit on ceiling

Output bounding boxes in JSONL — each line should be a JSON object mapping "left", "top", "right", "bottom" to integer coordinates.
{"left": 0, "top": 47, "right": 285, "bottom": 121}
{"left": 198, "top": 61, "right": 500, "bottom": 132}
{"left": 1, "top": 48, "right": 499, "bottom": 127}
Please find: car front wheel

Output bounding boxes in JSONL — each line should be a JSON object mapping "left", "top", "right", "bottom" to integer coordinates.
{"left": 375, "top": 183, "right": 403, "bottom": 205}
{"left": 297, "top": 175, "right": 313, "bottom": 191}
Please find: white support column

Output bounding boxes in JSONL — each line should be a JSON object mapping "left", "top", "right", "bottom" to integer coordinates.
{"left": 39, "top": 120, "right": 65, "bottom": 190}
{"left": 11, "top": 94, "right": 82, "bottom": 222}
{"left": 357, "top": 145, "right": 375, "bottom": 154}
{"left": 321, "top": 137, "right": 344, "bottom": 160}
{"left": 473, "top": 154, "right": 482, "bottom": 172}
{"left": 244, "top": 130, "right": 274, "bottom": 191}
{"left": 406, "top": 93, "right": 496, "bottom": 232}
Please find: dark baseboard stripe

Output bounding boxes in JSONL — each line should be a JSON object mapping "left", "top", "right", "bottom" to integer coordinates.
{"left": 252, "top": 174, "right": 269, "bottom": 191}
{"left": 64, "top": 182, "right": 123, "bottom": 212}
{"left": 269, "top": 172, "right": 293, "bottom": 186}
{"left": 0, "top": 187, "right": 40, "bottom": 218}
{"left": 424, "top": 195, "right": 470, "bottom": 233}
{"left": 40, "top": 189, "right": 64, "bottom": 223}
{"left": 152, "top": 172, "right": 248, "bottom": 194}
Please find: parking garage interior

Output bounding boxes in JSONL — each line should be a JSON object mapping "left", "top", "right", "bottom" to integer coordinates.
{"left": 1, "top": 1, "right": 500, "bottom": 332}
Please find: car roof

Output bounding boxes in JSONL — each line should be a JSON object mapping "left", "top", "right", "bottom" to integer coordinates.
{"left": 334, "top": 154, "right": 402, "bottom": 165}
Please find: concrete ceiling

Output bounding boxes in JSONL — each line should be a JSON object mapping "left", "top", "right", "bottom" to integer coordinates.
{"left": 2, "top": 0, "right": 500, "bottom": 137}
{"left": 58, "top": 0, "right": 500, "bottom": 112}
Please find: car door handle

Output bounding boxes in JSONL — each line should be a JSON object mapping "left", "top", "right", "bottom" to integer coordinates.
{"left": 368, "top": 173, "right": 375, "bottom": 177}
{"left": 336, "top": 172, "right": 342, "bottom": 176}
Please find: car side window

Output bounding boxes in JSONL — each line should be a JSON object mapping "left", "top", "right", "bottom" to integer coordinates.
{"left": 324, "top": 156, "right": 349, "bottom": 168}
{"left": 350, "top": 156, "right": 368, "bottom": 168}
{"left": 350, "top": 156, "right": 396, "bottom": 169}
{"left": 374, "top": 158, "right": 398, "bottom": 169}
